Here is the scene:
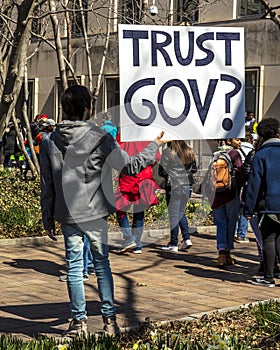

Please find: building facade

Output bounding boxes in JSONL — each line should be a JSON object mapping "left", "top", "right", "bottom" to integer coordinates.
{"left": 24, "top": 0, "right": 280, "bottom": 169}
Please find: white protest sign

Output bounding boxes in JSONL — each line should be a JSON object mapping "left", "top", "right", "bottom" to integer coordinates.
{"left": 118, "top": 24, "right": 245, "bottom": 141}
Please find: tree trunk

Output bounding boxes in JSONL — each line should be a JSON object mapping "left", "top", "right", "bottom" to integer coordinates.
{"left": 78, "top": 0, "right": 93, "bottom": 92}
{"left": 22, "top": 65, "right": 40, "bottom": 176}
{"left": 49, "top": 0, "right": 68, "bottom": 122}
{"left": 0, "top": 0, "right": 38, "bottom": 138}
{"left": 11, "top": 113, "right": 39, "bottom": 178}
{"left": 92, "top": 0, "right": 113, "bottom": 116}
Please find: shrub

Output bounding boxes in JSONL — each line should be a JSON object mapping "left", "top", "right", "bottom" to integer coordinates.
{"left": 0, "top": 169, "right": 213, "bottom": 239}
{"left": 0, "top": 169, "right": 44, "bottom": 238}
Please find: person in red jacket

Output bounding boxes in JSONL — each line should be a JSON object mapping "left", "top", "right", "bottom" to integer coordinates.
{"left": 115, "top": 136, "right": 161, "bottom": 254}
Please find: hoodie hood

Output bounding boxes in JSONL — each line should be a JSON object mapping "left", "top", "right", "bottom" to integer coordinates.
{"left": 262, "top": 138, "right": 280, "bottom": 147}
{"left": 51, "top": 120, "right": 105, "bottom": 158}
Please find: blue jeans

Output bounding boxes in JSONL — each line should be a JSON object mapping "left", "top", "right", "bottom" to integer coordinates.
{"left": 236, "top": 215, "right": 248, "bottom": 238}
{"left": 166, "top": 185, "right": 192, "bottom": 246}
{"left": 62, "top": 218, "right": 115, "bottom": 321}
{"left": 83, "top": 235, "right": 94, "bottom": 275}
{"left": 213, "top": 196, "right": 240, "bottom": 250}
{"left": 117, "top": 210, "right": 144, "bottom": 249}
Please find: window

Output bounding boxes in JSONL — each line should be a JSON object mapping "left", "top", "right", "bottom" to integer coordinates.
{"left": 69, "top": 0, "right": 88, "bottom": 37}
{"left": 31, "top": 6, "right": 42, "bottom": 37}
{"left": 105, "top": 78, "right": 120, "bottom": 125}
{"left": 238, "top": 0, "right": 265, "bottom": 18}
{"left": 174, "top": 0, "right": 199, "bottom": 25}
{"left": 245, "top": 68, "right": 259, "bottom": 120}
{"left": 55, "top": 77, "right": 85, "bottom": 120}
{"left": 120, "top": 0, "right": 143, "bottom": 24}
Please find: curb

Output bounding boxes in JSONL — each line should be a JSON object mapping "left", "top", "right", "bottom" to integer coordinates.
{"left": 0, "top": 226, "right": 216, "bottom": 247}
{"left": 121, "top": 297, "right": 280, "bottom": 333}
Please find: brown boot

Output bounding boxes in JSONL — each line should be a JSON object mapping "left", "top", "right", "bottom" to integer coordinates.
{"left": 225, "top": 250, "right": 236, "bottom": 265}
{"left": 217, "top": 250, "right": 227, "bottom": 268}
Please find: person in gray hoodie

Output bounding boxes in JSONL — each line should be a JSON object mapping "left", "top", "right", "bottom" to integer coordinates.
{"left": 40, "top": 85, "right": 165, "bottom": 338}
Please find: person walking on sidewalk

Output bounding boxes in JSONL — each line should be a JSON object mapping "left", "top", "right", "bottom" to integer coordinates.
{"left": 115, "top": 138, "right": 161, "bottom": 254}
{"left": 244, "top": 117, "right": 280, "bottom": 287}
{"left": 40, "top": 85, "right": 165, "bottom": 338}
{"left": 159, "top": 141, "right": 197, "bottom": 253}
{"left": 211, "top": 138, "right": 243, "bottom": 268}
{"left": 235, "top": 131, "right": 254, "bottom": 243}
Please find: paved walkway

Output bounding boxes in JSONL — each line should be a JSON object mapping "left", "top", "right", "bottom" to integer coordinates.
{"left": 0, "top": 227, "right": 278, "bottom": 341}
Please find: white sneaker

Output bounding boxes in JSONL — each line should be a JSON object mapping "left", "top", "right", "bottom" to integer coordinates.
{"left": 117, "top": 242, "right": 137, "bottom": 254}
{"left": 161, "top": 245, "right": 178, "bottom": 253}
{"left": 132, "top": 247, "right": 143, "bottom": 254}
{"left": 181, "top": 239, "right": 192, "bottom": 251}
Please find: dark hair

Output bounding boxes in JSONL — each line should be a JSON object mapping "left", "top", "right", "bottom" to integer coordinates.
{"left": 61, "top": 85, "right": 91, "bottom": 121}
{"left": 169, "top": 140, "right": 195, "bottom": 164}
{"left": 244, "top": 131, "right": 253, "bottom": 144}
{"left": 257, "top": 117, "right": 280, "bottom": 141}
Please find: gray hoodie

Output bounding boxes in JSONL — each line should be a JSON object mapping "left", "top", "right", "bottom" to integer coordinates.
{"left": 40, "top": 120, "right": 159, "bottom": 229}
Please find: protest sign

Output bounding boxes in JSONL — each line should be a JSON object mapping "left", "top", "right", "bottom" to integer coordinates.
{"left": 118, "top": 24, "right": 245, "bottom": 141}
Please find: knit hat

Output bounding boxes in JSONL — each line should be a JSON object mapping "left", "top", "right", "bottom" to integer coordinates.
{"left": 36, "top": 114, "right": 49, "bottom": 123}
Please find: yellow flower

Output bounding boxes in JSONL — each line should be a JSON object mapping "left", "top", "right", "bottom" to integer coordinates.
{"left": 133, "top": 340, "right": 142, "bottom": 349}
{"left": 211, "top": 334, "right": 220, "bottom": 344}
{"left": 150, "top": 330, "right": 157, "bottom": 341}
{"left": 218, "top": 340, "right": 228, "bottom": 350}
{"left": 57, "top": 345, "right": 69, "bottom": 350}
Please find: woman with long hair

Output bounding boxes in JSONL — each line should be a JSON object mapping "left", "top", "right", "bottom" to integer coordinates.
{"left": 159, "top": 141, "right": 197, "bottom": 253}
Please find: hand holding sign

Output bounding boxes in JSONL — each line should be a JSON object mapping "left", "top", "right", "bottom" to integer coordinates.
{"left": 154, "top": 131, "right": 168, "bottom": 146}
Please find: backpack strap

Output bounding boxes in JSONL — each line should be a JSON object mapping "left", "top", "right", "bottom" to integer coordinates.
{"left": 239, "top": 148, "right": 247, "bottom": 160}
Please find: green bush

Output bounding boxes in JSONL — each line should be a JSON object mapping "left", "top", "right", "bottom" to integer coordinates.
{"left": 0, "top": 169, "right": 213, "bottom": 239}
{"left": 0, "top": 169, "right": 44, "bottom": 238}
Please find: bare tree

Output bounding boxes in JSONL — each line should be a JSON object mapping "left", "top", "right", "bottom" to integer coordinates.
{"left": 92, "top": 0, "right": 113, "bottom": 115}
{"left": 49, "top": 0, "right": 68, "bottom": 113}
{"left": 78, "top": 0, "right": 93, "bottom": 92}
{"left": 260, "top": 0, "right": 280, "bottom": 29}
{"left": 0, "top": 0, "right": 45, "bottom": 137}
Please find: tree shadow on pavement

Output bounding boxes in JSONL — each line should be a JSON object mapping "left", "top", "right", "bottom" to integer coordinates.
{"left": 149, "top": 244, "right": 259, "bottom": 284}
{"left": 3, "top": 259, "right": 66, "bottom": 277}
{"left": 0, "top": 300, "right": 100, "bottom": 338}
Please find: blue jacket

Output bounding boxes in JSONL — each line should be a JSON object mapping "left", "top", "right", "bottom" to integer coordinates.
{"left": 244, "top": 138, "right": 280, "bottom": 215}
{"left": 101, "top": 120, "right": 118, "bottom": 139}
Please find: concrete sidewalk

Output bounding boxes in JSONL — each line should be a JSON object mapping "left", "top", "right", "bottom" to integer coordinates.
{"left": 0, "top": 227, "right": 278, "bottom": 341}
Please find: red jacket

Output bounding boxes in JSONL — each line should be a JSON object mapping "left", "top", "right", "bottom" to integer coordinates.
{"left": 115, "top": 139, "right": 161, "bottom": 213}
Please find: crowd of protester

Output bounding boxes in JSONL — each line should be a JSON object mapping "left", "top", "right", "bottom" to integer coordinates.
{"left": 0, "top": 114, "right": 56, "bottom": 178}
{"left": 1, "top": 91, "right": 279, "bottom": 337}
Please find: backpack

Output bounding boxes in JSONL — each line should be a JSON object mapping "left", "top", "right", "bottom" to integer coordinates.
{"left": 202, "top": 151, "right": 236, "bottom": 200}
